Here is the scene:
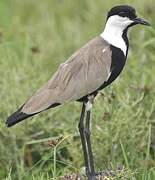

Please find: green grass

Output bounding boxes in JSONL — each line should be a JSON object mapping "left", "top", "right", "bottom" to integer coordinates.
{"left": 0, "top": 0, "right": 155, "bottom": 179}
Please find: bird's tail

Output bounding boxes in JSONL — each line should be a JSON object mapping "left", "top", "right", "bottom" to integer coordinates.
{"left": 6, "top": 105, "right": 35, "bottom": 127}
{"left": 6, "top": 103, "right": 60, "bottom": 127}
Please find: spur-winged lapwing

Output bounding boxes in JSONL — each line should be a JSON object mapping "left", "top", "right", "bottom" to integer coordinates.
{"left": 6, "top": 5, "right": 150, "bottom": 180}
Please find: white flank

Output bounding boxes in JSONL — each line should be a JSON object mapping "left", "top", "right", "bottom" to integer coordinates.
{"left": 101, "top": 15, "right": 133, "bottom": 56}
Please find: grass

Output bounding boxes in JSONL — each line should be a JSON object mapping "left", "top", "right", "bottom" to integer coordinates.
{"left": 0, "top": 0, "right": 155, "bottom": 179}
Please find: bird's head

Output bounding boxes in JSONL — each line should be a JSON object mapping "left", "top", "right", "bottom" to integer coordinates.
{"left": 101, "top": 5, "right": 150, "bottom": 56}
{"left": 106, "top": 5, "right": 150, "bottom": 30}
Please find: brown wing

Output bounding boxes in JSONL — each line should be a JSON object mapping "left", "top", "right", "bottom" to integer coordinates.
{"left": 22, "top": 36, "right": 112, "bottom": 114}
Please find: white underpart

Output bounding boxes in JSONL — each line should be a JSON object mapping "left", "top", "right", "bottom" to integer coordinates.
{"left": 86, "top": 101, "right": 92, "bottom": 111}
{"left": 101, "top": 15, "right": 133, "bottom": 56}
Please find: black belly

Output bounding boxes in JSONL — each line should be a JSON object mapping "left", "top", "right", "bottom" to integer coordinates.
{"left": 78, "top": 45, "right": 127, "bottom": 102}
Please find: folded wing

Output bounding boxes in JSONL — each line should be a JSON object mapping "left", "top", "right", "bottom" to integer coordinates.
{"left": 22, "top": 37, "right": 112, "bottom": 114}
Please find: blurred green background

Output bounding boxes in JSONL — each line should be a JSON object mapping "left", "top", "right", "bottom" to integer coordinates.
{"left": 0, "top": 0, "right": 155, "bottom": 179}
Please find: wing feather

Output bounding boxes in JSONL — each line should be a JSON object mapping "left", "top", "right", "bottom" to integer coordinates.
{"left": 22, "top": 36, "right": 112, "bottom": 114}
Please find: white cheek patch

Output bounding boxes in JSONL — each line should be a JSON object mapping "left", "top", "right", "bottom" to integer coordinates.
{"left": 122, "top": 19, "right": 133, "bottom": 26}
{"left": 115, "top": 16, "right": 133, "bottom": 26}
{"left": 100, "top": 15, "right": 133, "bottom": 56}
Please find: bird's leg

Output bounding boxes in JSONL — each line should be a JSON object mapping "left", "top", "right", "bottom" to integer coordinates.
{"left": 78, "top": 96, "right": 95, "bottom": 180}
{"left": 84, "top": 96, "right": 95, "bottom": 179}
{"left": 78, "top": 102, "right": 89, "bottom": 173}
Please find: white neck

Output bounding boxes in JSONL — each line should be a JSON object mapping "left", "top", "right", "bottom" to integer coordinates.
{"left": 100, "top": 15, "right": 132, "bottom": 56}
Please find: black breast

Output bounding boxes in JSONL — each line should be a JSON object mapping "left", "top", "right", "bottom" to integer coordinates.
{"left": 97, "top": 45, "right": 127, "bottom": 91}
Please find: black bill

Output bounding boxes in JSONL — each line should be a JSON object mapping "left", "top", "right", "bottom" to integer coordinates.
{"left": 133, "top": 17, "right": 150, "bottom": 26}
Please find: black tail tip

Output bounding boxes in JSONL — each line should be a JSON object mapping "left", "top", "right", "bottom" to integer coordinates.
{"left": 6, "top": 118, "right": 18, "bottom": 127}
{"left": 6, "top": 108, "right": 33, "bottom": 128}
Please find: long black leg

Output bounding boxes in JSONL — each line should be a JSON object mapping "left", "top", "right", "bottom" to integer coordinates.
{"left": 85, "top": 109, "right": 95, "bottom": 179}
{"left": 78, "top": 102, "right": 95, "bottom": 180}
{"left": 78, "top": 102, "right": 89, "bottom": 170}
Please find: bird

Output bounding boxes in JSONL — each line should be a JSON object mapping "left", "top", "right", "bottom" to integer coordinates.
{"left": 6, "top": 5, "right": 150, "bottom": 180}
